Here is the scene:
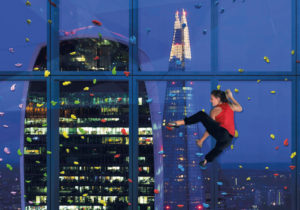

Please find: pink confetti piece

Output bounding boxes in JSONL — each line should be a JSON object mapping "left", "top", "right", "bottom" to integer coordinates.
{"left": 4, "top": 147, "right": 10, "bottom": 154}
{"left": 0, "top": 112, "right": 4, "bottom": 116}
{"left": 0, "top": 158, "right": 3, "bottom": 161}
{"left": 10, "top": 84, "right": 16, "bottom": 91}
{"left": 15, "top": 63, "right": 23, "bottom": 67}
{"left": 9, "top": 48, "right": 14, "bottom": 53}
{"left": 19, "top": 104, "right": 23, "bottom": 109}
{"left": 28, "top": 201, "right": 34, "bottom": 204}
{"left": 3, "top": 125, "right": 8, "bottom": 128}
{"left": 10, "top": 191, "right": 17, "bottom": 195}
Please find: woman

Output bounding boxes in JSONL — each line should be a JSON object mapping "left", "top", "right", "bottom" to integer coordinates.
{"left": 167, "top": 89, "right": 243, "bottom": 169}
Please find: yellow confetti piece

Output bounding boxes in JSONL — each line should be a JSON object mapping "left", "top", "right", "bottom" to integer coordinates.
{"left": 230, "top": 144, "right": 234, "bottom": 150}
{"left": 291, "top": 50, "right": 295, "bottom": 55}
{"left": 83, "top": 87, "right": 89, "bottom": 91}
{"left": 217, "top": 85, "right": 221, "bottom": 90}
{"left": 238, "top": 68, "right": 244, "bottom": 73}
{"left": 248, "top": 97, "right": 251, "bottom": 100}
{"left": 265, "top": 166, "right": 269, "bottom": 170}
{"left": 201, "top": 109, "right": 205, "bottom": 112}
{"left": 264, "top": 56, "right": 270, "bottom": 63}
{"left": 83, "top": 193, "right": 88, "bottom": 197}
{"left": 48, "top": 20, "right": 52, "bottom": 24}
{"left": 257, "top": 80, "right": 261, "bottom": 83}
{"left": 61, "top": 101, "right": 65, "bottom": 105}
{"left": 60, "top": 171, "right": 65, "bottom": 174}
{"left": 100, "top": 200, "right": 107, "bottom": 206}
{"left": 234, "top": 130, "right": 238, "bottom": 138}
{"left": 71, "top": 114, "right": 77, "bottom": 120}
{"left": 270, "top": 90, "right": 276, "bottom": 94}
{"left": 63, "top": 131, "right": 69, "bottom": 139}
{"left": 26, "top": 19, "right": 31, "bottom": 24}
{"left": 74, "top": 161, "right": 79, "bottom": 165}
{"left": 26, "top": 1, "right": 31, "bottom": 6}
{"left": 62, "top": 81, "right": 71, "bottom": 86}
{"left": 284, "top": 78, "right": 288, "bottom": 81}
{"left": 81, "top": 136, "right": 85, "bottom": 139}
{"left": 290, "top": 152, "right": 296, "bottom": 159}
{"left": 33, "top": 67, "right": 39, "bottom": 71}
{"left": 246, "top": 177, "right": 251, "bottom": 181}
{"left": 270, "top": 134, "right": 275, "bottom": 140}
{"left": 36, "top": 103, "right": 44, "bottom": 107}
{"left": 25, "top": 38, "right": 30, "bottom": 42}
{"left": 239, "top": 165, "right": 243, "bottom": 168}
{"left": 66, "top": 148, "right": 70, "bottom": 153}
{"left": 44, "top": 70, "right": 50, "bottom": 77}
{"left": 234, "top": 88, "right": 239, "bottom": 93}
{"left": 70, "top": 51, "right": 76, "bottom": 55}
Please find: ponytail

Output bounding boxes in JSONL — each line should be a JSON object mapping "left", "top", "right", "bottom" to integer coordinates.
{"left": 211, "top": 90, "right": 229, "bottom": 103}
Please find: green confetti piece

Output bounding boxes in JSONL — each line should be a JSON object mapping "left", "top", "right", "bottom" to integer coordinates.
{"left": 25, "top": 180, "right": 31, "bottom": 183}
{"left": 6, "top": 164, "right": 13, "bottom": 171}
{"left": 35, "top": 160, "right": 40, "bottom": 164}
{"left": 17, "top": 149, "right": 23, "bottom": 156}
{"left": 74, "top": 147, "right": 78, "bottom": 150}
{"left": 98, "top": 32, "right": 102, "bottom": 39}
{"left": 24, "top": 195, "right": 27, "bottom": 198}
{"left": 93, "top": 79, "right": 97, "bottom": 84}
{"left": 59, "top": 144, "right": 63, "bottom": 147}
{"left": 25, "top": 38, "right": 30, "bottom": 42}
{"left": 78, "top": 127, "right": 86, "bottom": 134}
{"left": 43, "top": 172, "right": 47, "bottom": 177}
{"left": 74, "top": 100, "right": 80, "bottom": 104}
{"left": 51, "top": 100, "right": 57, "bottom": 106}
{"left": 26, "top": 1, "right": 31, "bottom": 6}
{"left": 26, "top": 19, "right": 31, "bottom": 24}
{"left": 47, "top": 151, "right": 52, "bottom": 155}
{"left": 42, "top": 123, "right": 47, "bottom": 127}
{"left": 112, "top": 66, "right": 117, "bottom": 75}
{"left": 26, "top": 137, "right": 32, "bottom": 143}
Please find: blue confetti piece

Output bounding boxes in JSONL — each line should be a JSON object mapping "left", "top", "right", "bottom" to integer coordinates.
{"left": 197, "top": 176, "right": 201, "bottom": 180}
{"left": 196, "top": 152, "right": 204, "bottom": 157}
{"left": 203, "top": 203, "right": 209, "bottom": 208}
{"left": 182, "top": 23, "right": 186, "bottom": 28}
{"left": 215, "top": 1, "right": 219, "bottom": 5}
{"left": 146, "top": 28, "right": 151, "bottom": 33}
{"left": 129, "top": 36, "right": 136, "bottom": 45}
{"left": 169, "top": 93, "right": 176, "bottom": 97}
{"left": 221, "top": 192, "right": 227, "bottom": 195}
{"left": 158, "top": 150, "right": 164, "bottom": 155}
{"left": 194, "top": 3, "right": 202, "bottom": 9}
{"left": 217, "top": 181, "right": 223, "bottom": 186}
{"left": 176, "top": 60, "right": 181, "bottom": 65}
{"left": 179, "top": 132, "right": 183, "bottom": 137}
{"left": 203, "top": 29, "right": 207, "bottom": 35}
{"left": 146, "top": 98, "right": 152, "bottom": 103}
{"left": 220, "top": 8, "right": 225, "bottom": 13}
{"left": 178, "top": 164, "right": 184, "bottom": 171}
{"left": 157, "top": 111, "right": 162, "bottom": 114}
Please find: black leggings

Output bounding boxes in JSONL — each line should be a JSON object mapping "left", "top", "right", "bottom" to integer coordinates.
{"left": 184, "top": 110, "right": 233, "bottom": 163}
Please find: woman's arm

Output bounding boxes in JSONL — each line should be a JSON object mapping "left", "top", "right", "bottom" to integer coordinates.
{"left": 226, "top": 89, "right": 243, "bottom": 112}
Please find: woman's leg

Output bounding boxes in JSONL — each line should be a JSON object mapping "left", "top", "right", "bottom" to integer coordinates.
{"left": 204, "top": 137, "right": 233, "bottom": 163}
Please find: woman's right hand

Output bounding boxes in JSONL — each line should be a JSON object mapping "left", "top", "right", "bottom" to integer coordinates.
{"left": 225, "top": 89, "right": 233, "bottom": 99}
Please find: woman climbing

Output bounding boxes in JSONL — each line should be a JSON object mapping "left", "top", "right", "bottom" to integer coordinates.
{"left": 167, "top": 89, "right": 243, "bottom": 169}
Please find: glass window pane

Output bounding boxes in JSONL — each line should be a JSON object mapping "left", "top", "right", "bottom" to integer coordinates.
{"left": 218, "top": 1, "right": 292, "bottom": 72}
{"left": 216, "top": 80, "right": 293, "bottom": 209}
{"left": 0, "top": 2, "right": 47, "bottom": 71}
{"left": 139, "top": 1, "right": 211, "bottom": 72}
{"left": 59, "top": 0, "right": 129, "bottom": 72}
{"left": 0, "top": 81, "right": 47, "bottom": 209}
{"left": 59, "top": 81, "right": 129, "bottom": 209}
{"left": 138, "top": 81, "right": 212, "bottom": 209}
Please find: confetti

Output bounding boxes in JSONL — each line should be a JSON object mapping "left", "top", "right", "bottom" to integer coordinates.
{"left": 62, "top": 131, "right": 69, "bottom": 139}
{"left": 124, "top": 71, "right": 130, "bottom": 77}
{"left": 158, "top": 150, "right": 164, "bottom": 155}
{"left": 234, "top": 88, "right": 239, "bottom": 93}
{"left": 114, "top": 154, "right": 120, "bottom": 158}
{"left": 78, "top": 128, "right": 87, "bottom": 134}
{"left": 169, "top": 93, "right": 176, "bottom": 97}
{"left": 4, "top": 147, "right": 10, "bottom": 154}
{"left": 257, "top": 80, "right": 261, "bottom": 83}
{"left": 195, "top": 3, "right": 202, "bottom": 9}
{"left": 9, "top": 48, "right": 14, "bottom": 53}
{"left": 92, "top": 20, "right": 102, "bottom": 26}
{"left": 273, "top": 173, "right": 279, "bottom": 177}
{"left": 203, "top": 29, "right": 207, "bottom": 35}
{"left": 35, "top": 160, "right": 40, "bottom": 164}
{"left": 177, "top": 204, "right": 184, "bottom": 208}
{"left": 166, "top": 126, "right": 173, "bottom": 131}
{"left": 270, "top": 134, "right": 275, "bottom": 140}
{"left": 270, "top": 90, "right": 276, "bottom": 94}
{"left": 48, "top": 20, "right": 52, "bottom": 24}
{"left": 179, "top": 132, "right": 183, "bottom": 137}
{"left": 93, "top": 79, "right": 97, "bottom": 84}
{"left": 19, "top": 104, "right": 23, "bottom": 109}
{"left": 62, "top": 81, "right": 71, "bottom": 86}
{"left": 291, "top": 50, "right": 295, "bottom": 55}
{"left": 290, "top": 152, "right": 296, "bottom": 159}
{"left": 69, "top": 51, "right": 76, "bottom": 55}
{"left": 238, "top": 68, "right": 244, "bottom": 73}
{"left": 196, "top": 152, "right": 204, "bottom": 157}
{"left": 93, "top": 56, "right": 100, "bottom": 61}
{"left": 83, "top": 87, "right": 89, "bottom": 91}
{"left": 101, "top": 119, "right": 107, "bottom": 123}
{"left": 70, "top": 114, "right": 77, "bottom": 120}
{"left": 121, "top": 128, "right": 128, "bottom": 135}
{"left": 230, "top": 144, "right": 234, "bottom": 150}
{"left": 11, "top": 84, "right": 16, "bottom": 91}
{"left": 74, "top": 161, "right": 79, "bottom": 165}
{"left": 48, "top": 0, "right": 57, "bottom": 7}
{"left": 10, "top": 191, "right": 17, "bottom": 196}
{"left": 154, "top": 189, "right": 159, "bottom": 194}
{"left": 26, "top": 19, "right": 31, "bottom": 24}
{"left": 33, "top": 67, "right": 39, "bottom": 71}
{"left": 44, "top": 70, "right": 50, "bottom": 77}
{"left": 90, "top": 93, "right": 94, "bottom": 97}
{"left": 275, "top": 146, "right": 279, "bottom": 150}
{"left": 3, "top": 125, "right": 8, "bottom": 128}
{"left": 246, "top": 177, "right": 251, "bottom": 181}
{"left": 284, "top": 186, "right": 288, "bottom": 190}
{"left": 112, "top": 66, "right": 117, "bottom": 75}
{"left": 6, "top": 164, "right": 13, "bottom": 171}
{"left": 47, "top": 151, "right": 52, "bottom": 155}
{"left": 0, "top": 112, "right": 4, "bottom": 116}
{"left": 265, "top": 166, "right": 269, "bottom": 170}
{"left": 217, "top": 85, "right": 221, "bottom": 90}
{"left": 36, "top": 103, "right": 44, "bottom": 107}
{"left": 220, "top": 8, "right": 225, "bottom": 13}
{"left": 248, "top": 97, "right": 251, "bottom": 100}
{"left": 146, "top": 98, "right": 152, "bottom": 103}
{"left": 25, "top": 38, "right": 30, "bottom": 42}
{"left": 74, "top": 100, "right": 80, "bottom": 104}
{"left": 289, "top": 165, "right": 296, "bottom": 170}
{"left": 15, "top": 63, "right": 23, "bottom": 67}
{"left": 234, "top": 130, "right": 238, "bottom": 138}
{"left": 129, "top": 35, "right": 136, "bottom": 44}
{"left": 283, "top": 138, "right": 288, "bottom": 146}
{"left": 17, "top": 149, "right": 22, "bottom": 156}
{"left": 239, "top": 165, "right": 243, "bottom": 168}
{"left": 51, "top": 101, "right": 57, "bottom": 106}
{"left": 117, "top": 97, "right": 122, "bottom": 102}
{"left": 202, "top": 203, "right": 209, "bottom": 208}
{"left": 217, "top": 181, "right": 223, "bottom": 186}
{"left": 83, "top": 193, "right": 88, "bottom": 197}
{"left": 264, "top": 56, "right": 270, "bottom": 63}
{"left": 128, "top": 178, "right": 133, "bottom": 183}
{"left": 25, "top": 1, "right": 31, "bottom": 6}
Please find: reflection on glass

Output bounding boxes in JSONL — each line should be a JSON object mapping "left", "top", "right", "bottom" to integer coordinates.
{"left": 59, "top": 81, "right": 129, "bottom": 209}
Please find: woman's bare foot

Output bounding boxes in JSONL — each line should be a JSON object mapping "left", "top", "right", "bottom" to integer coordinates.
{"left": 196, "top": 139, "right": 204, "bottom": 148}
